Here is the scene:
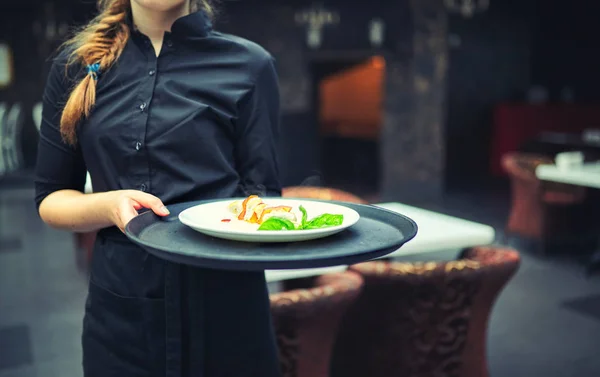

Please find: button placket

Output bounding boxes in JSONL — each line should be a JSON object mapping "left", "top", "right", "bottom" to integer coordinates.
{"left": 132, "top": 52, "right": 159, "bottom": 195}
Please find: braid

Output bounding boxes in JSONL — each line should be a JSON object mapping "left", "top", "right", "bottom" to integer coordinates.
{"left": 60, "top": 0, "right": 130, "bottom": 145}
{"left": 59, "top": 0, "right": 216, "bottom": 145}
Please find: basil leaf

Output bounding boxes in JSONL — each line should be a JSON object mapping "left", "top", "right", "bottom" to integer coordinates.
{"left": 299, "top": 205, "right": 308, "bottom": 229}
{"left": 303, "top": 214, "right": 344, "bottom": 229}
{"left": 258, "top": 217, "right": 296, "bottom": 231}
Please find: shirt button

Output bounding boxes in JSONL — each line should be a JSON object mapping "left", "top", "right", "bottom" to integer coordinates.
{"left": 166, "top": 40, "right": 173, "bottom": 47}
{"left": 149, "top": 69, "right": 155, "bottom": 76}
{"left": 135, "top": 142, "right": 142, "bottom": 151}
{"left": 140, "top": 184, "right": 147, "bottom": 192}
{"left": 139, "top": 102, "right": 147, "bottom": 112}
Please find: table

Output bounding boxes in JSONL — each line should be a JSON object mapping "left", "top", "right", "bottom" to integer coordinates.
{"left": 376, "top": 202, "right": 496, "bottom": 257}
{"left": 265, "top": 266, "right": 347, "bottom": 283}
{"left": 265, "top": 202, "right": 496, "bottom": 283}
{"left": 520, "top": 133, "right": 600, "bottom": 162}
{"left": 536, "top": 162, "right": 600, "bottom": 274}
{"left": 536, "top": 162, "right": 600, "bottom": 189}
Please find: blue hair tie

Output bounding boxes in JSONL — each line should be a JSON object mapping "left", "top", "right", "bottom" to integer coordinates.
{"left": 86, "top": 63, "right": 100, "bottom": 80}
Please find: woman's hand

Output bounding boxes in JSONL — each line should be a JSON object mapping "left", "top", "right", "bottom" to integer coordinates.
{"left": 104, "top": 190, "right": 170, "bottom": 232}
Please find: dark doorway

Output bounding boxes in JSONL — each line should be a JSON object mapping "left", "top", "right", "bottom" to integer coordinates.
{"left": 310, "top": 54, "right": 385, "bottom": 198}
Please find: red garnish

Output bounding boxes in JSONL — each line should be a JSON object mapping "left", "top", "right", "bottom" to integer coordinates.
{"left": 221, "top": 219, "right": 231, "bottom": 223}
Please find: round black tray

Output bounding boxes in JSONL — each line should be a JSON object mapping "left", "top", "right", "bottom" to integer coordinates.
{"left": 125, "top": 199, "right": 418, "bottom": 271}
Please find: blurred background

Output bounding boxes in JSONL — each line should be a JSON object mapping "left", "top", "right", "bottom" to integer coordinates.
{"left": 1, "top": 0, "right": 600, "bottom": 376}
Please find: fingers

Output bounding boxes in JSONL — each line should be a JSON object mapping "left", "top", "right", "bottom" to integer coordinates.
{"left": 117, "top": 200, "right": 140, "bottom": 233}
{"left": 109, "top": 190, "right": 170, "bottom": 233}
{"left": 127, "top": 191, "right": 170, "bottom": 216}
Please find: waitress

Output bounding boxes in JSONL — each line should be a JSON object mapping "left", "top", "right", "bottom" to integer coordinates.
{"left": 34, "top": 0, "right": 282, "bottom": 376}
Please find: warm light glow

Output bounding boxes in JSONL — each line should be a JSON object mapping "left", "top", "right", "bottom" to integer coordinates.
{"left": 319, "top": 56, "right": 386, "bottom": 140}
{"left": 0, "top": 44, "right": 14, "bottom": 88}
{"left": 371, "top": 56, "right": 385, "bottom": 69}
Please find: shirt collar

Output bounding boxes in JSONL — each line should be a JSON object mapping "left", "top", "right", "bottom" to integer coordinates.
{"left": 127, "top": 9, "right": 213, "bottom": 40}
{"left": 171, "top": 10, "right": 213, "bottom": 38}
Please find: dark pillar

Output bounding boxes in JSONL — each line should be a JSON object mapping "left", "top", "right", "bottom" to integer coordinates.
{"left": 381, "top": 0, "right": 448, "bottom": 204}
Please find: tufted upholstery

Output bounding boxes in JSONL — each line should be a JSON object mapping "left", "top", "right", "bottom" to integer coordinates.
{"left": 330, "top": 246, "right": 520, "bottom": 377}
{"left": 282, "top": 186, "right": 367, "bottom": 204}
{"left": 270, "top": 271, "right": 364, "bottom": 377}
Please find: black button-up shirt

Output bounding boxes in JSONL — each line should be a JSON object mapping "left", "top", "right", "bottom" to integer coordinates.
{"left": 35, "top": 10, "right": 281, "bottom": 209}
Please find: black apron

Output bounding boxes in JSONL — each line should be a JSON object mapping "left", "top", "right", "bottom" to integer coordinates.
{"left": 82, "top": 227, "right": 281, "bottom": 377}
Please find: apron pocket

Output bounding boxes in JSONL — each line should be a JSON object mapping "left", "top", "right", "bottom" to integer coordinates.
{"left": 83, "top": 279, "right": 166, "bottom": 377}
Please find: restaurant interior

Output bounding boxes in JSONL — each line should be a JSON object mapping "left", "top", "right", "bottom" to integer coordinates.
{"left": 1, "top": 0, "right": 600, "bottom": 376}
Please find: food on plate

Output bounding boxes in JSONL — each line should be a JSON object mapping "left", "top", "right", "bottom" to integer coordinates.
{"left": 226, "top": 195, "right": 344, "bottom": 231}
{"left": 228, "top": 195, "right": 296, "bottom": 224}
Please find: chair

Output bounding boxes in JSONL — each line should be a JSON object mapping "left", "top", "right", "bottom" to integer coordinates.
{"left": 0, "top": 103, "right": 7, "bottom": 175}
{"left": 32, "top": 102, "right": 43, "bottom": 132}
{"left": 270, "top": 271, "right": 364, "bottom": 377}
{"left": 330, "top": 246, "right": 521, "bottom": 377}
{"left": 282, "top": 186, "right": 367, "bottom": 204}
{"left": 280, "top": 186, "right": 366, "bottom": 290}
{"left": 502, "top": 152, "right": 587, "bottom": 245}
{"left": 2, "top": 103, "right": 24, "bottom": 173}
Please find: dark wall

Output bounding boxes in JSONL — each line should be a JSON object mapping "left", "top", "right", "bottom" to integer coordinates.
{"left": 444, "top": 0, "right": 534, "bottom": 188}
{"left": 0, "top": 2, "right": 95, "bottom": 169}
{"left": 444, "top": 0, "right": 600, "bottom": 188}
{"left": 531, "top": 0, "right": 600, "bottom": 102}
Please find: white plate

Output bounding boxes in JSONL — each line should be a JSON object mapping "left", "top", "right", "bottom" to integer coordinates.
{"left": 178, "top": 198, "right": 360, "bottom": 243}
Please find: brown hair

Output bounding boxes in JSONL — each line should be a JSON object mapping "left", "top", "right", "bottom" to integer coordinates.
{"left": 60, "top": 0, "right": 214, "bottom": 145}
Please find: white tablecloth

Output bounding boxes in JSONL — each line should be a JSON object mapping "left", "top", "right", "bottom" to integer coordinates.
{"left": 536, "top": 162, "right": 600, "bottom": 189}
{"left": 264, "top": 202, "right": 496, "bottom": 283}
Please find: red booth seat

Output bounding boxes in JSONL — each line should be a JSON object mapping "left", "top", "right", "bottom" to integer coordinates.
{"left": 490, "top": 104, "right": 600, "bottom": 176}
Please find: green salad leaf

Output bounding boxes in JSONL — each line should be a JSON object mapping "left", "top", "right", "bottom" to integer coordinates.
{"left": 302, "top": 213, "right": 344, "bottom": 229}
{"left": 256, "top": 205, "right": 344, "bottom": 231}
{"left": 258, "top": 217, "right": 296, "bottom": 231}
{"left": 299, "top": 205, "right": 308, "bottom": 228}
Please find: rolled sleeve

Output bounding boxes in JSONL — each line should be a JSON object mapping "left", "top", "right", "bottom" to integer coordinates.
{"left": 34, "top": 53, "right": 87, "bottom": 209}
